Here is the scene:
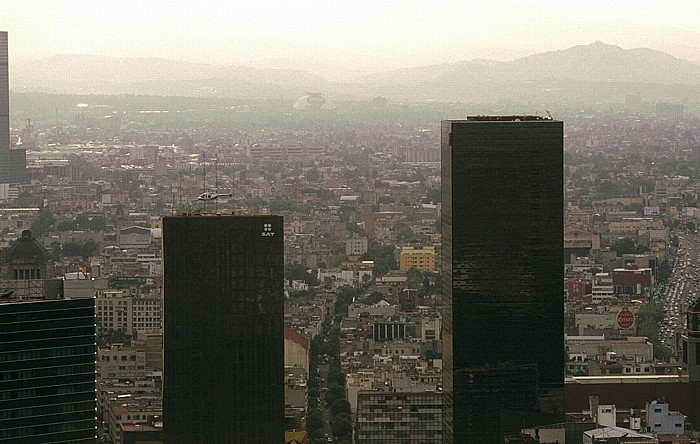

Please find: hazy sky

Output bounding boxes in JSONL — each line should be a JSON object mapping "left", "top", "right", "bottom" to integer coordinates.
{"left": 3, "top": 1, "right": 700, "bottom": 78}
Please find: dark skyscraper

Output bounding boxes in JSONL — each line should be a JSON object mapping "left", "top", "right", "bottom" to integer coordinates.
{"left": 441, "top": 117, "right": 564, "bottom": 443}
{"left": 0, "top": 298, "right": 97, "bottom": 443}
{"left": 162, "top": 215, "right": 285, "bottom": 443}
{"left": 0, "top": 31, "right": 27, "bottom": 184}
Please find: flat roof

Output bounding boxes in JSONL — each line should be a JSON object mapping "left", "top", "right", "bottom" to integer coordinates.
{"left": 462, "top": 115, "right": 554, "bottom": 121}
{"left": 567, "top": 375, "right": 686, "bottom": 384}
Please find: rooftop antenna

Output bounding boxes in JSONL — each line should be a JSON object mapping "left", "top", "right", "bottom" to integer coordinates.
{"left": 202, "top": 153, "right": 206, "bottom": 213}
{"left": 546, "top": 110, "right": 553, "bottom": 119}
{"left": 179, "top": 169, "right": 183, "bottom": 211}
{"left": 215, "top": 154, "right": 218, "bottom": 213}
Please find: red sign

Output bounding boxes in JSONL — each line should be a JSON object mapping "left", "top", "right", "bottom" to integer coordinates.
{"left": 617, "top": 308, "right": 635, "bottom": 329}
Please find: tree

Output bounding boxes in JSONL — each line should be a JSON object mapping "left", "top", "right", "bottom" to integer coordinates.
{"left": 610, "top": 237, "right": 636, "bottom": 256}
{"left": 306, "top": 410, "right": 324, "bottom": 432}
{"left": 327, "top": 369, "right": 346, "bottom": 386}
{"left": 406, "top": 267, "right": 423, "bottom": 289}
{"left": 330, "top": 398, "right": 351, "bottom": 417}
{"left": 286, "top": 262, "right": 317, "bottom": 285}
{"left": 324, "top": 383, "right": 345, "bottom": 406}
{"left": 98, "top": 328, "right": 132, "bottom": 346}
{"left": 424, "top": 188, "right": 440, "bottom": 204}
{"left": 61, "top": 241, "right": 98, "bottom": 259}
{"left": 305, "top": 168, "right": 321, "bottom": 182}
{"left": 31, "top": 207, "right": 55, "bottom": 237}
{"left": 57, "top": 219, "right": 77, "bottom": 231}
{"left": 309, "top": 428, "right": 326, "bottom": 441}
{"left": 657, "top": 260, "right": 672, "bottom": 284}
{"left": 16, "top": 191, "right": 34, "bottom": 206}
{"left": 331, "top": 413, "right": 352, "bottom": 438}
{"left": 637, "top": 302, "right": 670, "bottom": 361}
{"left": 361, "top": 291, "right": 385, "bottom": 305}
{"left": 328, "top": 252, "right": 347, "bottom": 268}
{"left": 394, "top": 223, "right": 414, "bottom": 242}
{"left": 361, "top": 242, "right": 397, "bottom": 277}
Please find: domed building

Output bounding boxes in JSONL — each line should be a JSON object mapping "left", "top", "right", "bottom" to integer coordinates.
{"left": 292, "top": 93, "right": 337, "bottom": 111}
{"left": 3, "top": 230, "right": 53, "bottom": 280}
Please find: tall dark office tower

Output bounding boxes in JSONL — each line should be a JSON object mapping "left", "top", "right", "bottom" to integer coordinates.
{"left": 442, "top": 117, "right": 564, "bottom": 443}
{"left": 162, "top": 215, "right": 285, "bottom": 443}
{"left": 0, "top": 31, "right": 27, "bottom": 184}
{"left": 0, "top": 297, "right": 97, "bottom": 443}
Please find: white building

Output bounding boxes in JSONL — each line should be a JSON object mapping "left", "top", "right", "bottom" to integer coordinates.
{"left": 645, "top": 400, "right": 685, "bottom": 435}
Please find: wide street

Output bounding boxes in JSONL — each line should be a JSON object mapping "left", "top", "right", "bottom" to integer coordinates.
{"left": 659, "top": 231, "right": 700, "bottom": 352}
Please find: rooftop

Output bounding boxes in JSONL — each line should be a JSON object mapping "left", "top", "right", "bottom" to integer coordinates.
{"left": 464, "top": 115, "right": 554, "bottom": 121}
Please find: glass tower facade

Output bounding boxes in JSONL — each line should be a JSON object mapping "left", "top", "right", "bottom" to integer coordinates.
{"left": 441, "top": 117, "right": 564, "bottom": 443}
{"left": 162, "top": 215, "right": 285, "bottom": 443}
{"left": 0, "top": 298, "right": 97, "bottom": 443}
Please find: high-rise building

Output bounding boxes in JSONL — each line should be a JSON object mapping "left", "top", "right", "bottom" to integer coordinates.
{"left": 441, "top": 117, "right": 564, "bottom": 443}
{"left": 0, "top": 31, "right": 27, "bottom": 185}
{"left": 162, "top": 215, "right": 285, "bottom": 443}
{"left": 0, "top": 297, "right": 97, "bottom": 443}
{"left": 0, "top": 31, "right": 9, "bottom": 153}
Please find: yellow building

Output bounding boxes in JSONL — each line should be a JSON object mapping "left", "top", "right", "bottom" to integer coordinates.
{"left": 286, "top": 430, "right": 308, "bottom": 444}
{"left": 399, "top": 246, "right": 436, "bottom": 272}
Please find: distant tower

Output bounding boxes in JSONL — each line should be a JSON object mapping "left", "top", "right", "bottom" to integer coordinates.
{"left": 162, "top": 215, "right": 285, "bottom": 442}
{"left": 442, "top": 117, "right": 564, "bottom": 443}
{"left": 0, "top": 31, "right": 27, "bottom": 184}
{"left": 0, "top": 31, "right": 8, "bottom": 153}
{"left": 681, "top": 298, "right": 700, "bottom": 381}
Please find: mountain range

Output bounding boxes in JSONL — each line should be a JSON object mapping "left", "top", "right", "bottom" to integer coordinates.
{"left": 11, "top": 42, "right": 700, "bottom": 103}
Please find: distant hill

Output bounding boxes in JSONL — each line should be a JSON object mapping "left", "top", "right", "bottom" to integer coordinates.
{"left": 11, "top": 42, "right": 700, "bottom": 102}
{"left": 11, "top": 54, "right": 333, "bottom": 99}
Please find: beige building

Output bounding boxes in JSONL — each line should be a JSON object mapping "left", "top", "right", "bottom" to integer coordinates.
{"left": 98, "top": 344, "right": 147, "bottom": 379}
{"left": 96, "top": 290, "right": 162, "bottom": 335}
{"left": 346, "top": 236, "right": 368, "bottom": 256}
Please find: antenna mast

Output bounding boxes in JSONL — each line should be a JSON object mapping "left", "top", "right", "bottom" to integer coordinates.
{"left": 202, "top": 153, "right": 206, "bottom": 213}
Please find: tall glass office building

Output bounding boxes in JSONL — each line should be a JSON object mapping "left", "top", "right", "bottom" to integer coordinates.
{"left": 162, "top": 215, "right": 285, "bottom": 443}
{"left": 0, "top": 298, "right": 97, "bottom": 443}
{"left": 441, "top": 117, "right": 564, "bottom": 443}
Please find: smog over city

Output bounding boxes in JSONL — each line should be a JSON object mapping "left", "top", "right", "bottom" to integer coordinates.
{"left": 2, "top": 2, "right": 700, "bottom": 443}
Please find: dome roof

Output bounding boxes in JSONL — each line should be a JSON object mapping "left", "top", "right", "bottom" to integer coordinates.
{"left": 292, "top": 93, "right": 336, "bottom": 111}
{"left": 5, "top": 230, "right": 49, "bottom": 265}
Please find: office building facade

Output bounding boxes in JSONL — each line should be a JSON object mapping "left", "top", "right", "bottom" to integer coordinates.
{"left": 355, "top": 390, "right": 442, "bottom": 443}
{"left": 163, "top": 215, "right": 285, "bottom": 443}
{"left": 441, "top": 117, "right": 564, "bottom": 443}
{"left": 0, "top": 298, "right": 97, "bottom": 443}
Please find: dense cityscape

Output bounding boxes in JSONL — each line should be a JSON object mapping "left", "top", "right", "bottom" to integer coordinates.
{"left": 2, "top": 7, "right": 700, "bottom": 444}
